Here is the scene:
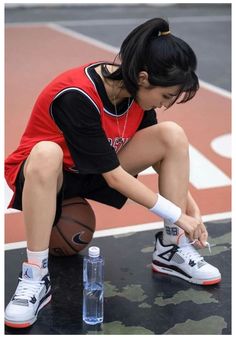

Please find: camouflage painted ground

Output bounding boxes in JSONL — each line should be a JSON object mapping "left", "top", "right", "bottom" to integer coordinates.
{"left": 5, "top": 219, "right": 231, "bottom": 334}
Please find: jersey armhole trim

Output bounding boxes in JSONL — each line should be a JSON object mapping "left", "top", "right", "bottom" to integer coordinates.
{"left": 50, "top": 87, "right": 101, "bottom": 123}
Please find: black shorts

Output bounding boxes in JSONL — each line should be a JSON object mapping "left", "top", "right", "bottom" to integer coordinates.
{"left": 12, "top": 161, "right": 128, "bottom": 225}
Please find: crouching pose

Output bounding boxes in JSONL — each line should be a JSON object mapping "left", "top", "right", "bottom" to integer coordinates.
{"left": 5, "top": 18, "right": 221, "bottom": 328}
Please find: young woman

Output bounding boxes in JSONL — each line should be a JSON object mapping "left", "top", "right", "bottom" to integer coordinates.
{"left": 5, "top": 18, "right": 221, "bottom": 328}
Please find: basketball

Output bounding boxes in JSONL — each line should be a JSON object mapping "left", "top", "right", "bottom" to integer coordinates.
{"left": 49, "top": 197, "right": 96, "bottom": 256}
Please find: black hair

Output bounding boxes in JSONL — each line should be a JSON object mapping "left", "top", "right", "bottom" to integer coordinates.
{"left": 101, "top": 18, "right": 199, "bottom": 106}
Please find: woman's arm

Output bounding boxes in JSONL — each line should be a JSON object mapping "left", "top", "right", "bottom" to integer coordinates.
{"left": 103, "top": 165, "right": 157, "bottom": 208}
{"left": 186, "top": 191, "right": 201, "bottom": 218}
{"left": 103, "top": 166, "right": 207, "bottom": 244}
{"left": 186, "top": 191, "right": 208, "bottom": 247}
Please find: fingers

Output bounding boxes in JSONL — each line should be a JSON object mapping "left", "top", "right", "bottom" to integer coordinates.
{"left": 191, "top": 221, "right": 208, "bottom": 248}
{"left": 199, "top": 227, "right": 208, "bottom": 247}
{"left": 185, "top": 226, "right": 199, "bottom": 242}
{"left": 193, "top": 228, "right": 201, "bottom": 242}
{"left": 188, "top": 219, "right": 202, "bottom": 242}
{"left": 176, "top": 214, "right": 197, "bottom": 242}
{"left": 177, "top": 214, "right": 208, "bottom": 247}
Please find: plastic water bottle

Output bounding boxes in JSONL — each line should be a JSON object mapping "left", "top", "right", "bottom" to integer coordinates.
{"left": 83, "top": 246, "right": 104, "bottom": 325}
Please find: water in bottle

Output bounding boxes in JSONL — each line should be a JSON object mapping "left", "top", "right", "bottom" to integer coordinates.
{"left": 83, "top": 246, "right": 104, "bottom": 325}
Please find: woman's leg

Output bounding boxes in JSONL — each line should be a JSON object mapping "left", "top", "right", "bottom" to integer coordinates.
{"left": 118, "top": 121, "right": 189, "bottom": 243}
{"left": 119, "top": 121, "right": 189, "bottom": 207}
{"left": 5, "top": 141, "right": 64, "bottom": 328}
{"left": 22, "top": 141, "right": 64, "bottom": 251}
{"left": 117, "top": 121, "right": 221, "bottom": 285}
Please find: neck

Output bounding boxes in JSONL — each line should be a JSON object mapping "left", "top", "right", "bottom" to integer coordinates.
{"left": 96, "top": 65, "right": 131, "bottom": 105}
{"left": 109, "top": 82, "right": 130, "bottom": 105}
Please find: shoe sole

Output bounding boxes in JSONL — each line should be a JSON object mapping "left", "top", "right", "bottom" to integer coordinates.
{"left": 5, "top": 294, "right": 52, "bottom": 328}
{"left": 152, "top": 263, "right": 221, "bottom": 285}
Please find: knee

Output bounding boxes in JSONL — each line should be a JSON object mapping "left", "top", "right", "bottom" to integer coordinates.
{"left": 24, "top": 141, "right": 63, "bottom": 183}
{"left": 158, "top": 121, "right": 189, "bottom": 150}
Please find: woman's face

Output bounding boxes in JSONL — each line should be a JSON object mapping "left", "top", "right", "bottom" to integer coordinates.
{"left": 135, "top": 72, "right": 180, "bottom": 110}
{"left": 136, "top": 84, "right": 180, "bottom": 110}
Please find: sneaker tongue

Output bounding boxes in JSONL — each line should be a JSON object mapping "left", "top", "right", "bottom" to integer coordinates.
{"left": 22, "top": 262, "right": 42, "bottom": 281}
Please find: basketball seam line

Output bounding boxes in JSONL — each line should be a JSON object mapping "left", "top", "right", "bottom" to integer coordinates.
{"left": 53, "top": 225, "right": 78, "bottom": 254}
{"left": 60, "top": 216, "right": 94, "bottom": 232}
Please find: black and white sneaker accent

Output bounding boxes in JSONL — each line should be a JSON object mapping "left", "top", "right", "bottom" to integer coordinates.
{"left": 5, "top": 262, "right": 51, "bottom": 328}
{"left": 152, "top": 232, "right": 221, "bottom": 285}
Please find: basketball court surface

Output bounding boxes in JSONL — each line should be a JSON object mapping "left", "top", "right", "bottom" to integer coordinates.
{"left": 4, "top": 4, "right": 231, "bottom": 335}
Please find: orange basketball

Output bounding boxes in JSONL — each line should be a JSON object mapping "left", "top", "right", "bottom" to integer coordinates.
{"left": 49, "top": 197, "right": 96, "bottom": 256}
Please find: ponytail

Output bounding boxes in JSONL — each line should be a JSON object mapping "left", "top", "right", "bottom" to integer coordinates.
{"left": 102, "top": 18, "right": 199, "bottom": 106}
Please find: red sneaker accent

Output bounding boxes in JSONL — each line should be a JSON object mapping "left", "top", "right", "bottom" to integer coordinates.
{"left": 5, "top": 321, "right": 32, "bottom": 328}
{"left": 202, "top": 278, "right": 221, "bottom": 285}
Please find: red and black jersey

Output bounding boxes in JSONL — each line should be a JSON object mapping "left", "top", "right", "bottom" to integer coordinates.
{"left": 5, "top": 62, "right": 157, "bottom": 199}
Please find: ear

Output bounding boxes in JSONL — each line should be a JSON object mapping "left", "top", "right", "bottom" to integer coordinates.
{"left": 138, "top": 71, "right": 150, "bottom": 87}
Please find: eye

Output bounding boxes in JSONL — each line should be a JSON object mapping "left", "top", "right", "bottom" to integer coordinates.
{"left": 163, "top": 94, "right": 171, "bottom": 100}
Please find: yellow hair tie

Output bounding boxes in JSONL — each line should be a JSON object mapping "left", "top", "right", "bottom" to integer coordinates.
{"left": 159, "top": 30, "right": 171, "bottom": 36}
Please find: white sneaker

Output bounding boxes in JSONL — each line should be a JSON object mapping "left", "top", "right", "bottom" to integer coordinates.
{"left": 5, "top": 262, "right": 51, "bottom": 328}
{"left": 152, "top": 231, "right": 221, "bottom": 285}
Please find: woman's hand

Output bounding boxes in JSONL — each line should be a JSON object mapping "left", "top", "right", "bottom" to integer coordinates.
{"left": 176, "top": 191, "right": 208, "bottom": 248}
{"left": 175, "top": 213, "right": 208, "bottom": 248}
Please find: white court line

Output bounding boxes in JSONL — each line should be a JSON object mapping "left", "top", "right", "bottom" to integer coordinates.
{"left": 95, "top": 211, "right": 232, "bottom": 237}
{"left": 5, "top": 15, "right": 231, "bottom": 28}
{"left": 139, "top": 144, "right": 232, "bottom": 189}
{"left": 5, "top": 21, "right": 232, "bottom": 99}
{"left": 4, "top": 19, "right": 232, "bottom": 248}
{"left": 188, "top": 145, "right": 231, "bottom": 189}
{"left": 48, "top": 23, "right": 232, "bottom": 99}
{"left": 4, "top": 142, "right": 232, "bottom": 213}
{"left": 4, "top": 211, "right": 231, "bottom": 251}
{"left": 4, "top": 22, "right": 232, "bottom": 211}
{"left": 199, "top": 79, "right": 231, "bottom": 99}
{"left": 49, "top": 23, "right": 119, "bottom": 54}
